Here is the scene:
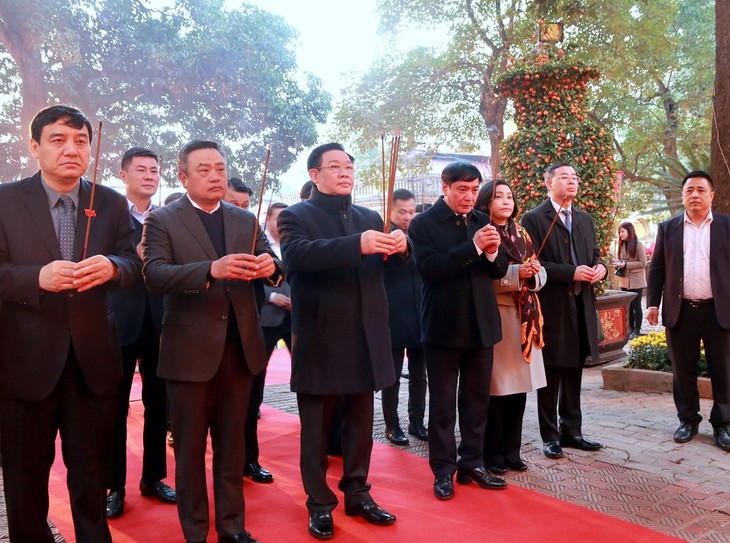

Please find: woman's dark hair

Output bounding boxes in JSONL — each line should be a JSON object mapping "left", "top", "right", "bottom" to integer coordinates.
{"left": 475, "top": 179, "right": 519, "bottom": 219}
{"left": 618, "top": 221, "right": 639, "bottom": 259}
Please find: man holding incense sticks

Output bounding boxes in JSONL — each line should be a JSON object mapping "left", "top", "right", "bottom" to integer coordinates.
{"left": 142, "top": 140, "right": 281, "bottom": 543}
{"left": 521, "top": 162, "right": 607, "bottom": 460}
{"left": 409, "top": 161, "right": 509, "bottom": 501}
{"left": 0, "top": 105, "right": 140, "bottom": 542}
{"left": 278, "top": 142, "right": 409, "bottom": 540}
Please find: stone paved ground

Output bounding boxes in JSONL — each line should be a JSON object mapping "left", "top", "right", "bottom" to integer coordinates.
{"left": 264, "top": 360, "right": 730, "bottom": 543}
{"left": 3, "top": 331, "right": 729, "bottom": 541}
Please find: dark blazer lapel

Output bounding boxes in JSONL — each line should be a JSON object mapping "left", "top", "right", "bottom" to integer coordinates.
{"left": 222, "top": 203, "right": 248, "bottom": 255}
{"left": 538, "top": 199, "right": 555, "bottom": 227}
{"left": 710, "top": 213, "right": 723, "bottom": 259}
{"left": 74, "top": 179, "right": 92, "bottom": 261}
{"left": 23, "top": 174, "right": 63, "bottom": 260}
{"left": 668, "top": 214, "right": 684, "bottom": 278}
{"left": 176, "top": 196, "right": 220, "bottom": 260}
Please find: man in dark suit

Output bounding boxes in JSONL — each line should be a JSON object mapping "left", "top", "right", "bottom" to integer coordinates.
{"left": 409, "top": 161, "right": 509, "bottom": 501}
{"left": 142, "top": 140, "right": 281, "bottom": 543}
{"left": 0, "top": 105, "right": 140, "bottom": 543}
{"left": 243, "top": 202, "right": 292, "bottom": 484}
{"left": 278, "top": 142, "right": 408, "bottom": 540}
{"left": 521, "top": 162, "right": 607, "bottom": 460}
{"left": 381, "top": 188, "right": 428, "bottom": 445}
{"left": 647, "top": 171, "right": 730, "bottom": 451}
{"left": 106, "top": 147, "right": 176, "bottom": 518}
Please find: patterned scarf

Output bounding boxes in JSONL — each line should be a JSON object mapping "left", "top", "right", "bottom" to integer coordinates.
{"left": 497, "top": 219, "right": 545, "bottom": 363}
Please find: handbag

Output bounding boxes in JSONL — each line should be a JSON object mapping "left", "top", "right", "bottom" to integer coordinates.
{"left": 614, "top": 266, "right": 627, "bottom": 278}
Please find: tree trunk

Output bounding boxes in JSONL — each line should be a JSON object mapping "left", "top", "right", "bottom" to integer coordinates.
{"left": 712, "top": 0, "right": 730, "bottom": 213}
{"left": 0, "top": 0, "right": 50, "bottom": 176}
{"left": 479, "top": 86, "right": 506, "bottom": 179}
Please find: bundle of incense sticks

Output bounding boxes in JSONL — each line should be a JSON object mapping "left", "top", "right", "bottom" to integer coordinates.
{"left": 383, "top": 130, "right": 401, "bottom": 234}
{"left": 82, "top": 120, "right": 103, "bottom": 260}
{"left": 251, "top": 143, "right": 272, "bottom": 255}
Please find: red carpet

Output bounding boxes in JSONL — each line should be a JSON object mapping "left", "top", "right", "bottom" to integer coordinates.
{"left": 45, "top": 352, "right": 682, "bottom": 542}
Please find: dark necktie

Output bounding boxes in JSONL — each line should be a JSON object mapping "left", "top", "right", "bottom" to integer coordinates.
{"left": 58, "top": 194, "right": 76, "bottom": 261}
{"left": 562, "top": 209, "right": 581, "bottom": 294}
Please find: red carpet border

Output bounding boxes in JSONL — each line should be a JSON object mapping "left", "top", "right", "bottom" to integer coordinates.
{"left": 44, "top": 352, "right": 682, "bottom": 543}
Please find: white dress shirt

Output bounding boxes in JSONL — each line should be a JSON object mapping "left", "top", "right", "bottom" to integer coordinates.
{"left": 682, "top": 210, "right": 713, "bottom": 300}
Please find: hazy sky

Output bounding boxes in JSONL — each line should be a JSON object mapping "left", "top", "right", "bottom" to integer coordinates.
{"left": 236, "top": 0, "right": 387, "bottom": 192}
{"left": 240, "top": 0, "right": 383, "bottom": 100}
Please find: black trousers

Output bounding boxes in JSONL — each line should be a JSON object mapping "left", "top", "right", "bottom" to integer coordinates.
{"left": 666, "top": 300, "right": 730, "bottom": 426}
{"left": 0, "top": 349, "right": 116, "bottom": 543}
{"left": 381, "top": 347, "right": 427, "bottom": 430}
{"left": 297, "top": 392, "right": 374, "bottom": 512}
{"left": 244, "top": 317, "right": 291, "bottom": 465}
{"left": 168, "top": 341, "right": 253, "bottom": 542}
{"left": 537, "top": 297, "right": 590, "bottom": 442}
{"left": 108, "top": 310, "right": 168, "bottom": 490}
{"left": 622, "top": 287, "right": 644, "bottom": 332}
{"left": 425, "top": 345, "right": 492, "bottom": 478}
{"left": 484, "top": 393, "right": 527, "bottom": 466}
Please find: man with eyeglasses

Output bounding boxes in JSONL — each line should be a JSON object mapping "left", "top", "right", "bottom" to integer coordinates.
{"left": 278, "top": 142, "right": 410, "bottom": 540}
{"left": 521, "top": 162, "right": 607, "bottom": 460}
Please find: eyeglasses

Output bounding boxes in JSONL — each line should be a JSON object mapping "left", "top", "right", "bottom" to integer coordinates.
{"left": 553, "top": 174, "right": 581, "bottom": 183}
{"left": 318, "top": 164, "right": 355, "bottom": 175}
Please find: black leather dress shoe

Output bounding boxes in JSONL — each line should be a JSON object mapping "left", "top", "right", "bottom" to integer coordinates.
{"left": 433, "top": 476, "right": 454, "bottom": 500}
{"left": 713, "top": 424, "right": 730, "bottom": 451}
{"left": 456, "top": 467, "right": 507, "bottom": 490}
{"left": 218, "top": 531, "right": 259, "bottom": 543}
{"left": 408, "top": 422, "right": 429, "bottom": 441}
{"left": 385, "top": 427, "right": 409, "bottom": 446}
{"left": 506, "top": 459, "right": 529, "bottom": 471}
{"left": 344, "top": 500, "right": 396, "bottom": 525}
{"left": 560, "top": 435, "right": 602, "bottom": 451}
{"left": 543, "top": 441, "right": 564, "bottom": 459}
{"left": 106, "top": 490, "right": 125, "bottom": 518}
{"left": 487, "top": 464, "right": 507, "bottom": 474}
{"left": 139, "top": 480, "right": 177, "bottom": 503}
{"left": 244, "top": 462, "right": 274, "bottom": 484}
{"left": 308, "top": 510, "right": 334, "bottom": 540}
{"left": 674, "top": 422, "right": 699, "bottom": 443}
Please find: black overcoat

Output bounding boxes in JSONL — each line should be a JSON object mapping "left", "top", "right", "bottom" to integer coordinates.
{"left": 408, "top": 196, "right": 508, "bottom": 349}
{"left": 383, "top": 223, "right": 422, "bottom": 350}
{"left": 278, "top": 188, "right": 408, "bottom": 395}
{"left": 521, "top": 199, "right": 604, "bottom": 367}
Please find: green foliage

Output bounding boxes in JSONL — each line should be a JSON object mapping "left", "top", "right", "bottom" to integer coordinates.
{"left": 644, "top": 142, "right": 711, "bottom": 213}
{"left": 333, "top": 0, "right": 542, "bottom": 183}
{"left": 495, "top": 45, "right": 617, "bottom": 256}
{"left": 334, "top": 0, "right": 714, "bottom": 215}
{"left": 626, "top": 330, "right": 708, "bottom": 377}
{"left": 0, "top": 0, "right": 332, "bottom": 196}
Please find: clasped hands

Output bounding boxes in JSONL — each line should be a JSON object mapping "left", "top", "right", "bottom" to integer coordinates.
{"left": 210, "top": 253, "right": 276, "bottom": 281}
{"left": 573, "top": 264, "right": 607, "bottom": 284}
{"left": 360, "top": 229, "right": 407, "bottom": 255}
{"left": 518, "top": 259, "right": 541, "bottom": 279}
{"left": 39, "top": 255, "right": 118, "bottom": 293}
{"left": 473, "top": 224, "right": 501, "bottom": 255}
